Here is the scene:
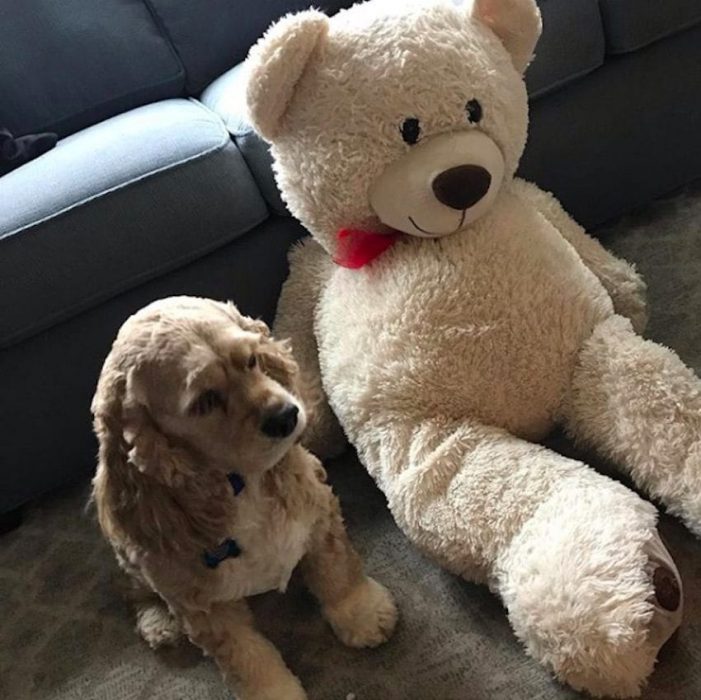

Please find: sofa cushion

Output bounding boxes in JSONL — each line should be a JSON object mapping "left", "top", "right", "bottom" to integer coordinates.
{"left": 147, "top": 0, "right": 354, "bottom": 94}
{"left": 526, "top": 0, "right": 605, "bottom": 99}
{"left": 0, "top": 0, "right": 185, "bottom": 139}
{"left": 598, "top": 0, "right": 701, "bottom": 54}
{"left": 0, "top": 99, "right": 268, "bottom": 349}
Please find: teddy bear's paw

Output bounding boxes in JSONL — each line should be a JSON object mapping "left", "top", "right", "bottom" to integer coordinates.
{"left": 615, "top": 291, "right": 648, "bottom": 336}
{"left": 324, "top": 577, "right": 398, "bottom": 648}
{"left": 608, "top": 262, "right": 648, "bottom": 334}
{"left": 240, "top": 673, "right": 307, "bottom": 700}
{"left": 135, "top": 601, "right": 182, "bottom": 649}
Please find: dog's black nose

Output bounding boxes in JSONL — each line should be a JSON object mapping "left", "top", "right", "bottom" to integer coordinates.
{"left": 261, "top": 403, "right": 299, "bottom": 438}
{"left": 432, "top": 165, "right": 491, "bottom": 210}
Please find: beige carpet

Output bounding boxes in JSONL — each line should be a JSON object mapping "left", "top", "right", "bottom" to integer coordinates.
{"left": 1, "top": 183, "right": 700, "bottom": 700}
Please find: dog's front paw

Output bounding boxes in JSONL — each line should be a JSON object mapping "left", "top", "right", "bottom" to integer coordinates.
{"left": 242, "top": 674, "right": 307, "bottom": 700}
{"left": 136, "top": 602, "right": 182, "bottom": 649}
{"left": 324, "top": 577, "right": 397, "bottom": 648}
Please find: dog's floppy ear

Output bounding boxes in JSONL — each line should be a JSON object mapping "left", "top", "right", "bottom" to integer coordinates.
{"left": 91, "top": 355, "right": 129, "bottom": 484}
{"left": 122, "top": 368, "right": 195, "bottom": 488}
{"left": 471, "top": 0, "right": 542, "bottom": 73}
{"left": 91, "top": 339, "right": 227, "bottom": 555}
{"left": 246, "top": 9, "right": 329, "bottom": 141}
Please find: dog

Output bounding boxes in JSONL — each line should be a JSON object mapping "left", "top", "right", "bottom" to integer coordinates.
{"left": 90, "top": 296, "right": 397, "bottom": 700}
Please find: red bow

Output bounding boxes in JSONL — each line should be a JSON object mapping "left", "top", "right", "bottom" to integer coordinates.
{"left": 333, "top": 228, "right": 401, "bottom": 269}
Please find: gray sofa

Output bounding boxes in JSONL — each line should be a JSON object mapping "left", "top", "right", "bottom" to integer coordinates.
{"left": 1, "top": 0, "right": 701, "bottom": 523}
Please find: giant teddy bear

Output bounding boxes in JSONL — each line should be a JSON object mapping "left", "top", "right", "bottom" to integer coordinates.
{"left": 244, "top": 0, "right": 701, "bottom": 696}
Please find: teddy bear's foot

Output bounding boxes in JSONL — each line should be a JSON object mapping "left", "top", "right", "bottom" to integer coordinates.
{"left": 323, "top": 577, "right": 398, "bottom": 648}
{"left": 496, "top": 475, "right": 682, "bottom": 698}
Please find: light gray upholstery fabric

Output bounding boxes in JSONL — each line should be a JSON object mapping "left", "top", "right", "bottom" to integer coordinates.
{"left": 1, "top": 99, "right": 239, "bottom": 236}
{"left": 0, "top": 99, "right": 269, "bottom": 349}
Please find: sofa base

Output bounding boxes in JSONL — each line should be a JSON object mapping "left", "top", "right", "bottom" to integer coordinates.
{"left": 0, "top": 508, "right": 23, "bottom": 535}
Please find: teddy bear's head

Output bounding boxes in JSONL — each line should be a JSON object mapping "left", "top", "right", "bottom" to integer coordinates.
{"left": 246, "top": 0, "right": 541, "bottom": 258}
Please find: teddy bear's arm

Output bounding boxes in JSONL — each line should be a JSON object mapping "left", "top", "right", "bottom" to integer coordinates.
{"left": 274, "top": 238, "right": 347, "bottom": 459}
{"left": 511, "top": 179, "right": 648, "bottom": 333}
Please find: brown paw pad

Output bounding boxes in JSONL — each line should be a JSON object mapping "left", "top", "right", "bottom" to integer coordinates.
{"left": 653, "top": 566, "right": 681, "bottom": 611}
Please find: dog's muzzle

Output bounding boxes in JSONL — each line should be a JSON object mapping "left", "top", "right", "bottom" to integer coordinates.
{"left": 260, "top": 402, "right": 299, "bottom": 438}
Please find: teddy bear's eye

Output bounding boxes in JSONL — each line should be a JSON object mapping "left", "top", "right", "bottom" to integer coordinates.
{"left": 400, "top": 117, "right": 421, "bottom": 145}
{"left": 465, "top": 99, "right": 483, "bottom": 124}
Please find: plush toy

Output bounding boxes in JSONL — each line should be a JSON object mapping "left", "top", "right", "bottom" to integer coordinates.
{"left": 245, "top": 0, "right": 701, "bottom": 695}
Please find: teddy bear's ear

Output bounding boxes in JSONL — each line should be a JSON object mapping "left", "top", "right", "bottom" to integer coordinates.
{"left": 245, "top": 10, "right": 329, "bottom": 141}
{"left": 471, "top": 0, "right": 542, "bottom": 74}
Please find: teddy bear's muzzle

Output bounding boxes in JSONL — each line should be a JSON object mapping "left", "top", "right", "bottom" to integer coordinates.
{"left": 368, "top": 129, "right": 505, "bottom": 239}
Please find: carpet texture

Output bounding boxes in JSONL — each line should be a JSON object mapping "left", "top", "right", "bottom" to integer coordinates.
{"left": 1, "top": 183, "right": 700, "bottom": 700}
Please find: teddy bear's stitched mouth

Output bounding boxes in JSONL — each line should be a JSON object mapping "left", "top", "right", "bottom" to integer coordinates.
{"left": 408, "top": 210, "right": 466, "bottom": 237}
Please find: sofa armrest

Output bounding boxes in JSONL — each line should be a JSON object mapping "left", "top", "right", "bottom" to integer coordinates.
{"left": 201, "top": 63, "right": 289, "bottom": 216}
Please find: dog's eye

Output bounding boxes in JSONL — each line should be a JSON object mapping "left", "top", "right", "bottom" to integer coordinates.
{"left": 247, "top": 354, "right": 257, "bottom": 369}
{"left": 465, "top": 99, "right": 483, "bottom": 124}
{"left": 190, "top": 389, "right": 225, "bottom": 416}
{"left": 400, "top": 117, "right": 421, "bottom": 145}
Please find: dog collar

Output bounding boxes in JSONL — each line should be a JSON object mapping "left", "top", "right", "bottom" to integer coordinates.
{"left": 333, "top": 228, "right": 401, "bottom": 269}
{"left": 202, "top": 472, "right": 245, "bottom": 568}
{"left": 203, "top": 538, "right": 241, "bottom": 568}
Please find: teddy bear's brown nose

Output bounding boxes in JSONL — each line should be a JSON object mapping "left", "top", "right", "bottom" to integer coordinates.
{"left": 432, "top": 165, "right": 492, "bottom": 210}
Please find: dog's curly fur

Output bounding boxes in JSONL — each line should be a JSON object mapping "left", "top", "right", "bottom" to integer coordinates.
{"left": 90, "top": 296, "right": 397, "bottom": 700}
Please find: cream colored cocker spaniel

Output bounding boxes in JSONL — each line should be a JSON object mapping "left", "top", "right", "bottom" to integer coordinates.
{"left": 91, "top": 296, "right": 397, "bottom": 700}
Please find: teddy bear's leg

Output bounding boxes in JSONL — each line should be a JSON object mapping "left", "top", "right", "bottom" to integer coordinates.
{"left": 564, "top": 313, "right": 701, "bottom": 536}
{"left": 511, "top": 179, "right": 648, "bottom": 332}
{"left": 358, "top": 415, "right": 681, "bottom": 697}
{"left": 274, "top": 238, "right": 346, "bottom": 458}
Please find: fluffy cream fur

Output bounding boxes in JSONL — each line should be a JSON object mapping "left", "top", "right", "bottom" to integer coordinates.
{"left": 246, "top": 0, "right": 699, "bottom": 695}
{"left": 91, "top": 297, "right": 396, "bottom": 700}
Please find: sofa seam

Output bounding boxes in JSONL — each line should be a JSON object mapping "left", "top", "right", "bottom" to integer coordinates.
{"left": 528, "top": 61, "right": 604, "bottom": 102}
{"left": 603, "top": 16, "right": 701, "bottom": 56}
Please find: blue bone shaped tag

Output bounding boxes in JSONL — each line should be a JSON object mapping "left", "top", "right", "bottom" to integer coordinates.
{"left": 227, "top": 472, "right": 245, "bottom": 495}
{"left": 203, "top": 538, "right": 242, "bottom": 569}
